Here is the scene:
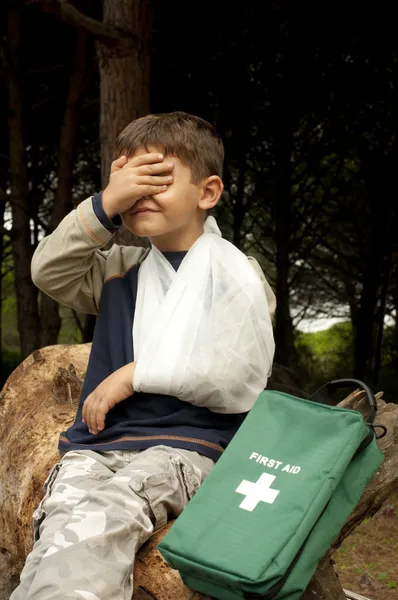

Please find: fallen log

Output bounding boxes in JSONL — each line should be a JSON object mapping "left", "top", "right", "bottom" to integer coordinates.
{"left": 0, "top": 345, "right": 396, "bottom": 600}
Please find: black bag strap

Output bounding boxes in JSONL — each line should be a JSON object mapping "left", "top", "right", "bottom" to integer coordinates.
{"left": 309, "top": 378, "right": 387, "bottom": 439}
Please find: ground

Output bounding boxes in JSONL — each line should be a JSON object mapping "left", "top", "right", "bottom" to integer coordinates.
{"left": 335, "top": 493, "right": 398, "bottom": 600}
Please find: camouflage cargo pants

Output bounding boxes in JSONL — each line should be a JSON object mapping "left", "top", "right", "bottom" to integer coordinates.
{"left": 10, "top": 445, "right": 214, "bottom": 600}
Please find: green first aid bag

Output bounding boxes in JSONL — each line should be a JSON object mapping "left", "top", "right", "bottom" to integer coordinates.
{"left": 158, "top": 379, "right": 386, "bottom": 600}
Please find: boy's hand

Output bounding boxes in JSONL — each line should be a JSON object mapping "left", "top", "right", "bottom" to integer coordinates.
{"left": 82, "top": 362, "right": 136, "bottom": 435}
{"left": 102, "top": 153, "right": 174, "bottom": 219}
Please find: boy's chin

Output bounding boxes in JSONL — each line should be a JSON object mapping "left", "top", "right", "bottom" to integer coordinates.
{"left": 122, "top": 218, "right": 165, "bottom": 239}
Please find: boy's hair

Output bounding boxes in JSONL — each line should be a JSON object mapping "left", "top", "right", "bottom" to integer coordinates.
{"left": 115, "top": 111, "right": 224, "bottom": 184}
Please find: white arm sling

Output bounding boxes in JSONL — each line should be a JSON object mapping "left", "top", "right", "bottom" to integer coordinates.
{"left": 132, "top": 217, "right": 275, "bottom": 414}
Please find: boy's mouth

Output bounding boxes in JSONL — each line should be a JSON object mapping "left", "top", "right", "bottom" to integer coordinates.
{"left": 130, "top": 206, "right": 159, "bottom": 216}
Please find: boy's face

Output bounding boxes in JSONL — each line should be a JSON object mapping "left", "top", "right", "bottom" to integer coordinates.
{"left": 121, "top": 146, "right": 222, "bottom": 250}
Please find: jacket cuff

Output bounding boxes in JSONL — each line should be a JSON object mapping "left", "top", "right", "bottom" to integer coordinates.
{"left": 76, "top": 197, "right": 116, "bottom": 246}
{"left": 92, "top": 192, "right": 123, "bottom": 233}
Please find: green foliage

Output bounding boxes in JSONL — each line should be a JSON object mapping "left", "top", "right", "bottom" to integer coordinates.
{"left": 295, "top": 322, "right": 354, "bottom": 392}
{"left": 58, "top": 308, "right": 83, "bottom": 345}
{"left": 296, "top": 321, "right": 398, "bottom": 400}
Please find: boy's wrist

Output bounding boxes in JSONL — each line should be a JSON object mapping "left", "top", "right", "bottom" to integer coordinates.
{"left": 102, "top": 188, "right": 117, "bottom": 219}
{"left": 92, "top": 192, "right": 122, "bottom": 233}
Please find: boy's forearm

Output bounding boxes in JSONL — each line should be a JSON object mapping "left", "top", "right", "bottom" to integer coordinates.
{"left": 31, "top": 196, "right": 115, "bottom": 314}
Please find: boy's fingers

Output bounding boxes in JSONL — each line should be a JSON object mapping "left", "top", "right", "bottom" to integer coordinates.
{"left": 85, "top": 398, "right": 92, "bottom": 431}
{"left": 82, "top": 395, "right": 90, "bottom": 423}
{"left": 93, "top": 399, "right": 106, "bottom": 434}
{"left": 86, "top": 395, "right": 98, "bottom": 434}
{"left": 145, "top": 185, "right": 169, "bottom": 196}
{"left": 136, "top": 162, "right": 174, "bottom": 176}
{"left": 128, "top": 153, "right": 165, "bottom": 168}
{"left": 139, "top": 175, "right": 173, "bottom": 186}
{"left": 111, "top": 155, "right": 128, "bottom": 173}
{"left": 96, "top": 408, "right": 106, "bottom": 433}
{"left": 92, "top": 399, "right": 103, "bottom": 434}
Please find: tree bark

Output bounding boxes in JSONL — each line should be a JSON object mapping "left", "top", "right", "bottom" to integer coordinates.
{"left": 353, "top": 261, "right": 380, "bottom": 382}
{"left": 352, "top": 154, "right": 397, "bottom": 382}
{"left": 372, "top": 251, "right": 392, "bottom": 385}
{"left": 7, "top": 4, "right": 41, "bottom": 358}
{"left": 82, "top": 314, "right": 97, "bottom": 343}
{"left": 392, "top": 266, "right": 398, "bottom": 343}
{"left": 97, "top": 0, "right": 151, "bottom": 187}
{"left": 353, "top": 198, "right": 390, "bottom": 382}
{"left": 230, "top": 151, "right": 247, "bottom": 251}
{"left": 0, "top": 201, "right": 5, "bottom": 382}
{"left": 96, "top": 0, "right": 151, "bottom": 248}
{"left": 39, "top": 31, "right": 88, "bottom": 348}
{"left": 272, "top": 31, "right": 296, "bottom": 368}
{"left": 274, "top": 184, "right": 296, "bottom": 368}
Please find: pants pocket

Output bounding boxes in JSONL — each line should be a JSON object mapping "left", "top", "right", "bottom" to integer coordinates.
{"left": 137, "top": 454, "right": 203, "bottom": 529}
{"left": 171, "top": 453, "right": 202, "bottom": 502}
{"left": 32, "top": 462, "right": 61, "bottom": 543}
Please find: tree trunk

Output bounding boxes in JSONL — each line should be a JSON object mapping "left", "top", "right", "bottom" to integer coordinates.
{"left": 96, "top": 0, "right": 151, "bottom": 248}
{"left": 98, "top": 0, "right": 150, "bottom": 186}
{"left": 0, "top": 201, "right": 5, "bottom": 383}
{"left": 274, "top": 186, "right": 296, "bottom": 368}
{"left": 353, "top": 198, "right": 389, "bottom": 382}
{"left": 372, "top": 251, "right": 392, "bottom": 385}
{"left": 7, "top": 4, "right": 41, "bottom": 358}
{"left": 82, "top": 314, "right": 96, "bottom": 343}
{"left": 1, "top": 346, "right": 396, "bottom": 600}
{"left": 40, "top": 31, "right": 88, "bottom": 348}
{"left": 353, "top": 261, "right": 380, "bottom": 382}
{"left": 230, "top": 151, "right": 247, "bottom": 251}
{"left": 392, "top": 266, "right": 398, "bottom": 342}
{"left": 272, "top": 32, "right": 296, "bottom": 368}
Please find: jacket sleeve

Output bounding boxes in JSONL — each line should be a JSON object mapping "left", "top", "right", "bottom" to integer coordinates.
{"left": 31, "top": 196, "right": 120, "bottom": 315}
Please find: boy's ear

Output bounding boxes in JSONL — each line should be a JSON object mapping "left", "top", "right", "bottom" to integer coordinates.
{"left": 198, "top": 176, "right": 224, "bottom": 211}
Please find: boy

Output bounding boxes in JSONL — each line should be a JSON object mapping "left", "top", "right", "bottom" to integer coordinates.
{"left": 12, "top": 112, "right": 275, "bottom": 600}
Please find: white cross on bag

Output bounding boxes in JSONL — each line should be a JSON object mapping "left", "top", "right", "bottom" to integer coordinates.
{"left": 236, "top": 473, "right": 280, "bottom": 512}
